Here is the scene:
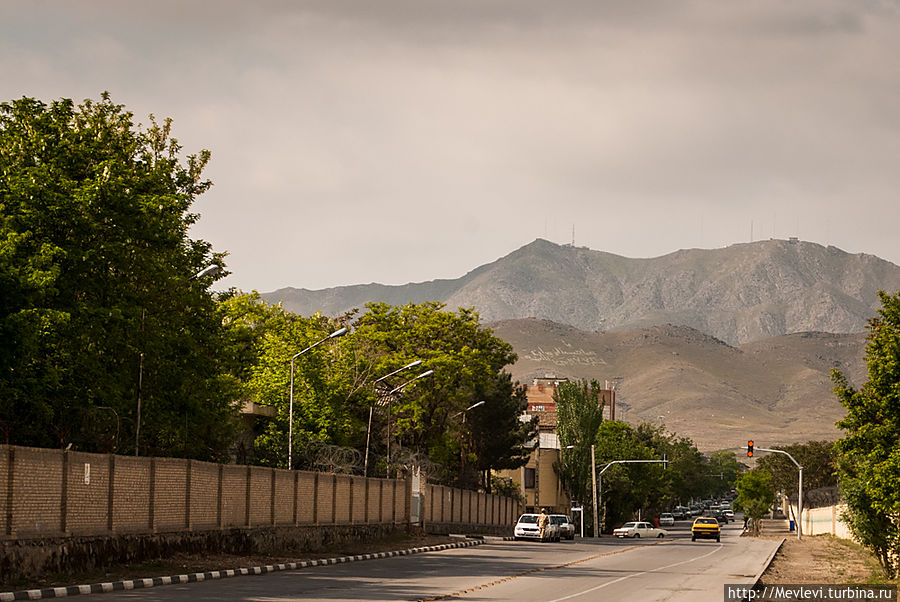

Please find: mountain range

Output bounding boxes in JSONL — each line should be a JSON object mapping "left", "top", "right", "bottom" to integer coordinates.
{"left": 262, "top": 238, "right": 900, "bottom": 450}
{"left": 265, "top": 238, "right": 900, "bottom": 346}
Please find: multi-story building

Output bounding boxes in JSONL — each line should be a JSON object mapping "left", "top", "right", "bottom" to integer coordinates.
{"left": 497, "top": 375, "right": 617, "bottom": 518}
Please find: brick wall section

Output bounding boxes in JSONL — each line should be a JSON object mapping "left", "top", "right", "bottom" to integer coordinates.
{"left": 247, "top": 467, "right": 271, "bottom": 527}
{"left": 395, "top": 480, "right": 407, "bottom": 523}
{"left": 189, "top": 461, "right": 218, "bottom": 530}
{"left": 112, "top": 455, "right": 150, "bottom": 533}
{"left": 0, "top": 446, "right": 9, "bottom": 536}
{"left": 273, "top": 470, "right": 294, "bottom": 525}
{"left": 65, "top": 451, "right": 109, "bottom": 536}
{"left": 316, "top": 473, "right": 334, "bottom": 524}
{"left": 10, "top": 447, "right": 64, "bottom": 538}
{"left": 154, "top": 459, "right": 188, "bottom": 531}
{"left": 334, "top": 475, "right": 351, "bottom": 524}
{"left": 296, "top": 472, "right": 316, "bottom": 524}
{"left": 351, "top": 476, "right": 366, "bottom": 524}
{"left": 0, "top": 445, "right": 519, "bottom": 542}
{"left": 368, "top": 479, "right": 383, "bottom": 522}
{"left": 220, "top": 465, "right": 247, "bottom": 528}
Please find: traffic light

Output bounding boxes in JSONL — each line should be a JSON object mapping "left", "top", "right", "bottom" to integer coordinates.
{"left": 747, "top": 440, "right": 754, "bottom": 457}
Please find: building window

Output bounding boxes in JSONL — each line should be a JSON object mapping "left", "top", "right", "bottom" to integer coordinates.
{"left": 524, "top": 467, "right": 536, "bottom": 489}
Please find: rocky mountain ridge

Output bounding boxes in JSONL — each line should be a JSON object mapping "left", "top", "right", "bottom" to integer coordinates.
{"left": 265, "top": 238, "right": 900, "bottom": 345}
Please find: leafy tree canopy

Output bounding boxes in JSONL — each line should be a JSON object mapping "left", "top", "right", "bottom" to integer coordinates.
{"left": 755, "top": 440, "right": 837, "bottom": 496}
{"left": 0, "top": 93, "right": 235, "bottom": 459}
{"left": 833, "top": 290, "right": 900, "bottom": 577}
{"left": 734, "top": 469, "right": 776, "bottom": 534}
{"left": 218, "top": 296, "right": 532, "bottom": 483}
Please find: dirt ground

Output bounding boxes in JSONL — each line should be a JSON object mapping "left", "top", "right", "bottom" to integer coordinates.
{"left": 758, "top": 533, "right": 886, "bottom": 585}
{"left": 2, "top": 533, "right": 458, "bottom": 593}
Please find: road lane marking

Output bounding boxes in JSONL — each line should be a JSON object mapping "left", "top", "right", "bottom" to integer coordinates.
{"left": 423, "top": 543, "right": 657, "bottom": 601}
{"left": 546, "top": 543, "right": 724, "bottom": 602}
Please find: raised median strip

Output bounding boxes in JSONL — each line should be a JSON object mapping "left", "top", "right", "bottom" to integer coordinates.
{"left": 0, "top": 539, "right": 488, "bottom": 601}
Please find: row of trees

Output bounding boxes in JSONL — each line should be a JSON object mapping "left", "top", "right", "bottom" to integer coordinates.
{"left": 0, "top": 93, "right": 535, "bottom": 486}
{"left": 553, "top": 380, "right": 742, "bottom": 534}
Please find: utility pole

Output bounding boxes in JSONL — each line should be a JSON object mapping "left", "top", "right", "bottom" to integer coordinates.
{"left": 590, "top": 444, "right": 598, "bottom": 537}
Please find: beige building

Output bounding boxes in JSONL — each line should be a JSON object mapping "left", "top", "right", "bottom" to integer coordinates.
{"left": 496, "top": 376, "right": 616, "bottom": 516}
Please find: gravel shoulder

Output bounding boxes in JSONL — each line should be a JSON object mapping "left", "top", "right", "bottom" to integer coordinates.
{"left": 757, "top": 533, "right": 891, "bottom": 585}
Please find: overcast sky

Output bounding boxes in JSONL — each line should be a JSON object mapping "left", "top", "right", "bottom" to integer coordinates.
{"left": 3, "top": 1, "right": 899, "bottom": 292}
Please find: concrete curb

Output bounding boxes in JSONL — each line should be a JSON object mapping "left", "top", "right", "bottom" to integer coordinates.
{"left": 0, "top": 539, "right": 487, "bottom": 601}
{"left": 752, "top": 537, "right": 786, "bottom": 587}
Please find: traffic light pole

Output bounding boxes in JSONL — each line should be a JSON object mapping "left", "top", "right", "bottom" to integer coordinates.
{"left": 744, "top": 444, "right": 803, "bottom": 541}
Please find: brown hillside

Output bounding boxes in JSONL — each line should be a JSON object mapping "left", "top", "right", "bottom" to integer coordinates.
{"left": 489, "top": 318, "right": 867, "bottom": 452}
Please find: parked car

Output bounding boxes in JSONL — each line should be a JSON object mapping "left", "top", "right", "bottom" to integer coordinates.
{"left": 613, "top": 521, "right": 668, "bottom": 539}
{"left": 671, "top": 507, "right": 686, "bottom": 520}
{"left": 691, "top": 516, "right": 721, "bottom": 542}
{"left": 658, "top": 513, "right": 675, "bottom": 527}
{"left": 514, "top": 513, "right": 560, "bottom": 542}
{"left": 550, "top": 514, "right": 576, "bottom": 540}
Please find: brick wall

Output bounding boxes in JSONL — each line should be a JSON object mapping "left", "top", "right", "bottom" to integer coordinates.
{"left": 1, "top": 445, "right": 519, "bottom": 541}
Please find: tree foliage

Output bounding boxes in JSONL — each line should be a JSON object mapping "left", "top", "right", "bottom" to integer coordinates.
{"left": 833, "top": 290, "right": 900, "bottom": 578}
{"left": 0, "top": 93, "right": 236, "bottom": 459}
{"left": 755, "top": 440, "right": 837, "bottom": 497}
{"left": 554, "top": 379, "right": 605, "bottom": 517}
{"left": 217, "top": 296, "right": 533, "bottom": 482}
{"left": 734, "top": 469, "right": 776, "bottom": 535}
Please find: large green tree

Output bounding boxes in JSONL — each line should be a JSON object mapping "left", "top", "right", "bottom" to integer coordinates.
{"left": 0, "top": 93, "right": 236, "bottom": 458}
{"left": 833, "top": 290, "right": 900, "bottom": 577}
{"left": 554, "top": 379, "right": 605, "bottom": 524}
{"left": 352, "top": 302, "right": 528, "bottom": 483}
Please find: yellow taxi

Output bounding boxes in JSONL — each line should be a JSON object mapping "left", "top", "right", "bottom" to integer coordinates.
{"left": 691, "top": 516, "right": 721, "bottom": 542}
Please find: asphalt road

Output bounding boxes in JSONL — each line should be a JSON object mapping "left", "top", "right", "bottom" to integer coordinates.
{"left": 95, "top": 520, "right": 779, "bottom": 602}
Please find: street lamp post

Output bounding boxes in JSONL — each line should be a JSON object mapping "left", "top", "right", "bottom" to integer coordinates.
{"left": 135, "top": 264, "right": 223, "bottom": 456}
{"left": 365, "top": 360, "right": 423, "bottom": 476}
{"left": 453, "top": 401, "right": 485, "bottom": 487}
{"left": 385, "top": 369, "right": 434, "bottom": 466}
{"left": 287, "top": 326, "right": 349, "bottom": 469}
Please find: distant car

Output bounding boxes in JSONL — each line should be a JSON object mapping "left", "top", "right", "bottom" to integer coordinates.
{"left": 514, "top": 513, "right": 560, "bottom": 542}
{"left": 671, "top": 507, "right": 686, "bottom": 520}
{"left": 692, "top": 517, "right": 721, "bottom": 542}
{"left": 550, "top": 514, "right": 576, "bottom": 540}
{"left": 658, "top": 513, "right": 675, "bottom": 527}
{"left": 723, "top": 509, "right": 735, "bottom": 520}
{"left": 613, "top": 521, "right": 668, "bottom": 539}
{"left": 710, "top": 509, "right": 730, "bottom": 523}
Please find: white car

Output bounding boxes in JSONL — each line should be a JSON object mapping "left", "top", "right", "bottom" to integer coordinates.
{"left": 613, "top": 521, "right": 668, "bottom": 539}
{"left": 658, "top": 513, "right": 675, "bottom": 527}
{"left": 550, "top": 514, "right": 576, "bottom": 540}
{"left": 514, "top": 513, "right": 560, "bottom": 542}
